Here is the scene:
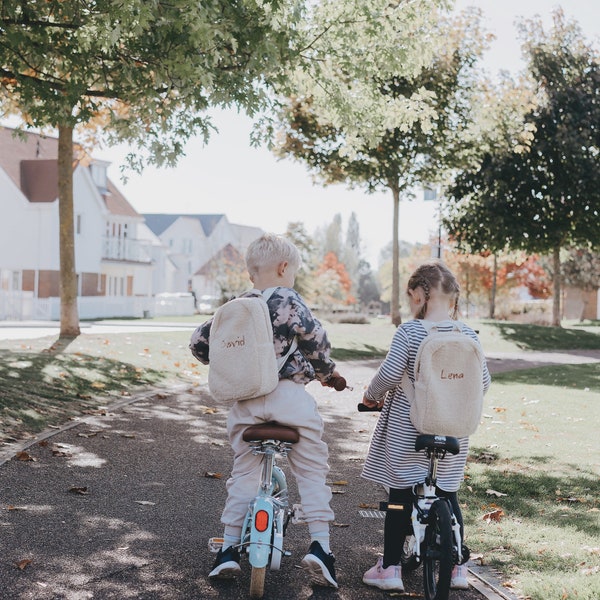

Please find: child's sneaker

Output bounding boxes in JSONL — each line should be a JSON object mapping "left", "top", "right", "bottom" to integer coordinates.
{"left": 301, "top": 541, "right": 338, "bottom": 588}
{"left": 208, "top": 546, "right": 241, "bottom": 579}
{"left": 451, "top": 564, "right": 469, "bottom": 589}
{"left": 362, "top": 557, "right": 404, "bottom": 591}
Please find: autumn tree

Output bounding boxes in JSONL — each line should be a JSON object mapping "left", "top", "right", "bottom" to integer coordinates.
{"left": 273, "top": 9, "right": 488, "bottom": 324}
{"left": 445, "top": 10, "right": 600, "bottom": 326}
{"left": 314, "top": 252, "right": 355, "bottom": 310}
{"left": 0, "top": 0, "right": 302, "bottom": 336}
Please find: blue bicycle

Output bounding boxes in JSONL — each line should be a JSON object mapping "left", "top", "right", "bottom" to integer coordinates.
{"left": 210, "top": 421, "right": 300, "bottom": 599}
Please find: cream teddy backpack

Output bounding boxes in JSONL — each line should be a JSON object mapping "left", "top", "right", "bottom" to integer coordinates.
{"left": 208, "top": 288, "right": 296, "bottom": 403}
{"left": 401, "top": 321, "right": 484, "bottom": 437}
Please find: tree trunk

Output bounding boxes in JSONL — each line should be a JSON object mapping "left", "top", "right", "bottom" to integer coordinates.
{"left": 390, "top": 184, "right": 401, "bottom": 326}
{"left": 551, "top": 246, "right": 561, "bottom": 327}
{"left": 58, "top": 123, "right": 81, "bottom": 337}
{"left": 489, "top": 253, "right": 497, "bottom": 319}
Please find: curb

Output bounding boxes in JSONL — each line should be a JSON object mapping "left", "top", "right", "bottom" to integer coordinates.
{"left": 468, "top": 566, "right": 520, "bottom": 600}
{"left": 0, "top": 383, "right": 190, "bottom": 467}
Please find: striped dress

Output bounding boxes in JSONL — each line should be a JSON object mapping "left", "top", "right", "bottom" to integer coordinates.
{"left": 361, "top": 319, "right": 492, "bottom": 492}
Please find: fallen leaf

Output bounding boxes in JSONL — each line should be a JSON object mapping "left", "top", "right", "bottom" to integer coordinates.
{"left": 52, "top": 449, "right": 71, "bottom": 458}
{"left": 332, "top": 480, "right": 348, "bottom": 486}
{"left": 69, "top": 486, "right": 89, "bottom": 495}
{"left": 15, "top": 451, "right": 35, "bottom": 462}
{"left": 483, "top": 508, "right": 504, "bottom": 523}
{"left": 358, "top": 503, "right": 379, "bottom": 509}
{"left": 90, "top": 381, "right": 106, "bottom": 389}
{"left": 15, "top": 559, "right": 32, "bottom": 570}
{"left": 204, "top": 472, "right": 222, "bottom": 479}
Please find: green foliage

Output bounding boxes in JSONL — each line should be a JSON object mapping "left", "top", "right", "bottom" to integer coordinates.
{"left": 445, "top": 10, "right": 600, "bottom": 256}
{"left": 275, "top": 8, "right": 488, "bottom": 194}
{"left": 0, "top": 0, "right": 303, "bottom": 167}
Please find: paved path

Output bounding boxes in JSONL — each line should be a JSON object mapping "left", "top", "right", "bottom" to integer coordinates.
{"left": 0, "top": 372, "right": 518, "bottom": 600}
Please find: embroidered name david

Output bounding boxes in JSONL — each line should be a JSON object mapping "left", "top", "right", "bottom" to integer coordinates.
{"left": 221, "top": 335, "right": 245, "bottom": 348}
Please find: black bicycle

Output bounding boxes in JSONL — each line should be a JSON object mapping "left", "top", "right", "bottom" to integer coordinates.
{"left": 359, "top": 404, "right": 467, "bottom": 600}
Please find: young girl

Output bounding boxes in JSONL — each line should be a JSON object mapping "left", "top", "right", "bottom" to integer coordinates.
{"left": 360, "top": 260, "right": 491, "bottom": 592}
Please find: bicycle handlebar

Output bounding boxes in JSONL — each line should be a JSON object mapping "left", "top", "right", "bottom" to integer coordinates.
{"left": 357, "top": 402, "right": 382, "bottom": 412}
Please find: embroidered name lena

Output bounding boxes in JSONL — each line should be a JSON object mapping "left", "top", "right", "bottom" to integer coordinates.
{"left": 440, "top": 369, "right": 464, "bottom": 380}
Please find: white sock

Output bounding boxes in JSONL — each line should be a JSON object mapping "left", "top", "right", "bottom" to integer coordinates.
{"left": 223, "top": 525, "right": 242, "bottom": 551}
{"left": 308, "top": 522, "right": 331, "bottom": 554}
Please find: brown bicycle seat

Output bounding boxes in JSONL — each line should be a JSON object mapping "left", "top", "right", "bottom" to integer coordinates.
{"left": 242, "top": 421, "right": 300, "bottom": 444}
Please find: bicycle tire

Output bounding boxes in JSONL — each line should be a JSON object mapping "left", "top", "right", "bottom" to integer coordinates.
{"left": 250, "top": 566, "right": 266, "bottom": 599}
{"left": 423, "top": 499, "right": 453, "bottom": 600}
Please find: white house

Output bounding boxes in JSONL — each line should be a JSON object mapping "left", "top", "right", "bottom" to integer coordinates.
{"left": 143, "top": 214, "right": 263, "bottom": 301}
{"left": 0, "top": 126, "right": 164, "bottom": 320}
{"left": 0, "top": 127, "right": 267, "bottom": 320}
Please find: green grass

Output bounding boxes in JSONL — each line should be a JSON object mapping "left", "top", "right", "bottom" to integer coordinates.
{"left": 465, "top": 371, "right": 600, "bottom": 600}
{"left": 0, "top": 318, "right": 599, "bottom": 599}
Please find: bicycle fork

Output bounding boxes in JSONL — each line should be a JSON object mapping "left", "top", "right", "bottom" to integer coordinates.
{"left": 245, "top": 441, "right": 293, "bottom": 570}
{"left": 247, "top": 446, "right": 278, "bottom": 568}
{"left": 411, "top": 487, "right": 464, "bottom": 565}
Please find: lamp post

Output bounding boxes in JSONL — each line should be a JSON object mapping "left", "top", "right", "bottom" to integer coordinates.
{"left": 423, "top": 186, "right": 442, "bottom": 259}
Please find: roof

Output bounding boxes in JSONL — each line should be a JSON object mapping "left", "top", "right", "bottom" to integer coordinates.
{"left": 20, "top": 159, "right": 58, "bottom": 202}
{"left": 0, "top": 125, "right": 140, "bottom": 216}
{"left": 105, "top": 179, "right": 140, "bottom": 218}
{"left": 142, "top": 214, "right": 226, "bottom": 236}
{"left": 195, "top": 243, "right": 244, "bottom": 276}
{"left": 0, "top": 127, "right": 60, "bottom": 189}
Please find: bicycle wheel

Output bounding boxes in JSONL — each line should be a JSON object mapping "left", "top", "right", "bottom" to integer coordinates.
{"left": 422, "top": 499, "right": 453, "bottom": 600}
{"left": 250, "top": 566, "right": 266, "bottom": 599}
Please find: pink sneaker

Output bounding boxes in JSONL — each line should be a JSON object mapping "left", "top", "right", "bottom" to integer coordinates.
{"left": 363, "top": 557, "right": 404, "bottom": 591}
{"left": 451, "top": 564, "right": 469, "bottom": 589}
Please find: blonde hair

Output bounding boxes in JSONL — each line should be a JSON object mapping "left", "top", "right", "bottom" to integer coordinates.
{"left": 407, "top": 260, "right": 460, "bottom": 319}
{"left": 245, "top": 233, "right": 302, "bottom": 278}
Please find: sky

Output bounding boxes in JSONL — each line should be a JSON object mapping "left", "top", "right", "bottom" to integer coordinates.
{"left": 6, "top": 1, "right": 600, "bottom": 266}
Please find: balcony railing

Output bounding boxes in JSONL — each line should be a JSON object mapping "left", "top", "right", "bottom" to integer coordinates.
{"left": 102, "top": 237, "right": 153, "bottom": 263}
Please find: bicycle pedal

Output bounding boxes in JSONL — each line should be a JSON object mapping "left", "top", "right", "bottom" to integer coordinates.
{"left": 208, "top": 537, "right": 224, "bottom": 553}
{"left": 291, "top": 503, "right": 307, "bottom": 524}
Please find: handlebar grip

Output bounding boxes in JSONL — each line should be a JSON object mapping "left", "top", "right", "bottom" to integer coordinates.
{"left": 326, "top": 376, "right": 347, "bottom": 391}
{"left": 357, "top": 403, "right": 382, "bottom": 412}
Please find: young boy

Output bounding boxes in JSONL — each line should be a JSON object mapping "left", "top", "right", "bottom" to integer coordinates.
{"left": 190, "top": 233, "right": 342, "bottom": 589}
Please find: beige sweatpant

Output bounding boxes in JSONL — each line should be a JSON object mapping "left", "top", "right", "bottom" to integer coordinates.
{"left": 221, "top": 379, "right": 334, "bottom": 528}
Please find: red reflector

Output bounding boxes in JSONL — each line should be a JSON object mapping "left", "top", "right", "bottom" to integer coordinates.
{"left": 255, "top": 509, "right": 269, "bottom": 532}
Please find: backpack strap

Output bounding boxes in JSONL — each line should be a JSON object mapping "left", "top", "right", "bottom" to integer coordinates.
{"left": 261, "top": 287, "right": 298, "bottom": 372}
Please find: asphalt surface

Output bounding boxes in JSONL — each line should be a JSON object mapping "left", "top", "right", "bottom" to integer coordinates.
{"left": 4, "top": 321, "right": 592, "bottom": 599}
{"left": 0, "top": 353, "right": 529, "bottom": 600}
